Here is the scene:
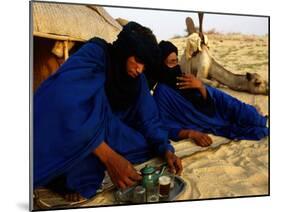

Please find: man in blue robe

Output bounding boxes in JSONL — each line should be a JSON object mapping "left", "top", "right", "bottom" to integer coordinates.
{"left": 33, "top": 22, "right": 182, "bottom": 200}
{"left": 150, "top": 41, "right": 268, "bottom": 147}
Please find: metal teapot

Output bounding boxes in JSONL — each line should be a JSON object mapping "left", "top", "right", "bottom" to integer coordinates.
{"left": 140, "top": 164, "right": 166, "bottom": 188}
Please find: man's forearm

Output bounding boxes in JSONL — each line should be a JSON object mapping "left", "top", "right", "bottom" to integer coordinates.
{"left": 92, "top": 141, "right": 115, "bottom": 164}
{"left": 178, "top": 129, "right": 192, "bottom": 139}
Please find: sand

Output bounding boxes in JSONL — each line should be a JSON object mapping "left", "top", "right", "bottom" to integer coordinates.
{"left": 178, "top": 138, "right": 268, "bottom": 200}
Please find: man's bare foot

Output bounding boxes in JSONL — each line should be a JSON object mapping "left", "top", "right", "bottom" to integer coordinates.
{"left": 64, "top": 193, "right": 86, "bottom": 203}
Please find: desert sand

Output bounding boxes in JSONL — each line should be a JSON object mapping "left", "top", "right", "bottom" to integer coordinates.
{"left": 177, "top": 138, "right": 268, "bottom": 200}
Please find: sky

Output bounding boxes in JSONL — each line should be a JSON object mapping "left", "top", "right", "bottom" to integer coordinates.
{"left": 105, "top": 6, "right": 269, "bottom": 41}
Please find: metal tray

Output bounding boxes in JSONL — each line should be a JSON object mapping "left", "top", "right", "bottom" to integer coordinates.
{"left": 114, "top": 175, "right": 187, "bottom": 203}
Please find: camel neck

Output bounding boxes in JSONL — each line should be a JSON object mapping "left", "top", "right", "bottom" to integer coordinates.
{"left": 210, "top": 59, "right": 248, "bottom": 91}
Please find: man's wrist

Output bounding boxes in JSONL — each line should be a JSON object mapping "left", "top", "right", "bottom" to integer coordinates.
{"left": 179, "top": 129, "right": 193, "bottom": 139}
{"left": 165, "top": 150, "right": 174, "bottom": 159}
{"left": 93, "top": 142, "right": 114, "bottom": 165}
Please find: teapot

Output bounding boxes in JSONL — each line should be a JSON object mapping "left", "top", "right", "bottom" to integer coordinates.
{"left": 140, "top": 164, "right": 166, "bottom": 188}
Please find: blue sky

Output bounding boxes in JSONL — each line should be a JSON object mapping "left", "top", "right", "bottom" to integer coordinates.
{"left": 105, "top": 6, "right": 269, "bottom": 41}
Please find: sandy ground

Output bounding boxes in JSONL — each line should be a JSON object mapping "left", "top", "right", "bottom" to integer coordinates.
{"left": 177, "top": 138, "right": 268, "bottom": 200}
{"left": 171, "top": 33, "right": 268, "bottom": 80}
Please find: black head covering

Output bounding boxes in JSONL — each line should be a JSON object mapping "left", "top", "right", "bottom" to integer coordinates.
{"left": 158, "top": 40, "right": 178, "bottom": 63}
{"left": 105, "top": 22, "right": 160, "bottom": 111}
{"left": 157, "top": 41, "right": 215, "bottom": 116}
{"left": 156, "top": 40, "right": 181, "bottom": 89}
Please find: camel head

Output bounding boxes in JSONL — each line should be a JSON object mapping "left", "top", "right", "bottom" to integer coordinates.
{"left": 246, "top": 72, "right": 268, "bottom": 95}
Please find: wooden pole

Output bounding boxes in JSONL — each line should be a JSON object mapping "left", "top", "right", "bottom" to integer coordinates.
{"left": 63, "top": 40, "right": 69, "bottom": 61}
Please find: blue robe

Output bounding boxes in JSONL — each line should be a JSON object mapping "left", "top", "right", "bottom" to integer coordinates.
{"left": 33, "top": 40, "right": 174, "bottom": 198}
{"left": 153, "top": 83, "right": 268, "bottom": 141}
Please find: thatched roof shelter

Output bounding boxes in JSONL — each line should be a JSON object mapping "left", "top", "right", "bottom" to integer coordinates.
{"left": 33, "top": 2, "right": 122, "bottom": 42}
{"left": 32, "top": 2, "right": 122, "bottom": 91}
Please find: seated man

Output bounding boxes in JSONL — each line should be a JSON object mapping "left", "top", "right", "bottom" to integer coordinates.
{"left": 33, "top": 22, "right": 182, "bottom": 201}
{"left": 150, "top": 40, "right": 268, "bottom": 147}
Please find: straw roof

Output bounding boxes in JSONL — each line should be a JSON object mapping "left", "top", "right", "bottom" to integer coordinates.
{"left": 32, "top": 2, "right": 122, "bottom": 42}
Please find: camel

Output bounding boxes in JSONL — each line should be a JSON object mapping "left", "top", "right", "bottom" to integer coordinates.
{"left": 179, "top": 15, "right": 268, "bottom": 95}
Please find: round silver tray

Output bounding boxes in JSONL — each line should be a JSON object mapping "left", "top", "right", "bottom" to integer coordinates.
{"left": 114, "top": 175, "right": 187, "bottom": 203}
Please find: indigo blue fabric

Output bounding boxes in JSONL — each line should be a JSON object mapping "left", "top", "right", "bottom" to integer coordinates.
{"left": 33, "top": 40, "right": 174, "bottom": 198}
{"left": 153, "top": 83, "right": 268, "bottom": 141}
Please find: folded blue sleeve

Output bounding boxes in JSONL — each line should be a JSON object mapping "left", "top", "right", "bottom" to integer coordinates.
{"left": 133, "top": 75, "right": 175, "bottom": 156}
{"left": 168, "top": 128, "right": 182, "bottom": 141}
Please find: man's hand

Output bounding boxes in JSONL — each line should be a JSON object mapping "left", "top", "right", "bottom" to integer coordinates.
{"left": 165, "top": 151, "right": 183, "bottom": 176}
{"left": 179, "top": 129, "right": 212, "bottom": 147}
{"left": 93, "top": 142, "right": 142, "bottom": 189}
{"left": 177, "top": 74, "right": 207, "bottom": 99}
{"left": 105, "top": 152, "right": 142, "bottom": 189}
{"left": 177, "top": 74, "right": 203, "bottom": 90}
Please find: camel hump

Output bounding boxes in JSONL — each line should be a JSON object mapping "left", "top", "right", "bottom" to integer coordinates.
{"left": 186, "top": 17, "right": 196, "bottom": 35}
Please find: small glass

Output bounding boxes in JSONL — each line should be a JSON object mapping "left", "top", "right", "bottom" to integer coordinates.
{"left": 162, "top": 169, "right": 175, "bottom": 189}
{"left": 146, "top": 181, "right": 159, "bottom": 202}
{"left": 114, "top": 190, "right": 127, "bottom": 204}
{"left": 133, "top": 186, "right": 146, "bottom": 203}
{"left": 167, "top": 171, "right": 175, "bottom": 189}
{"left": 114, "top": 188, "right": 132, "bottom": 204}
{"left": 158, "top": 175, "right": 171, "bottom": 198}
